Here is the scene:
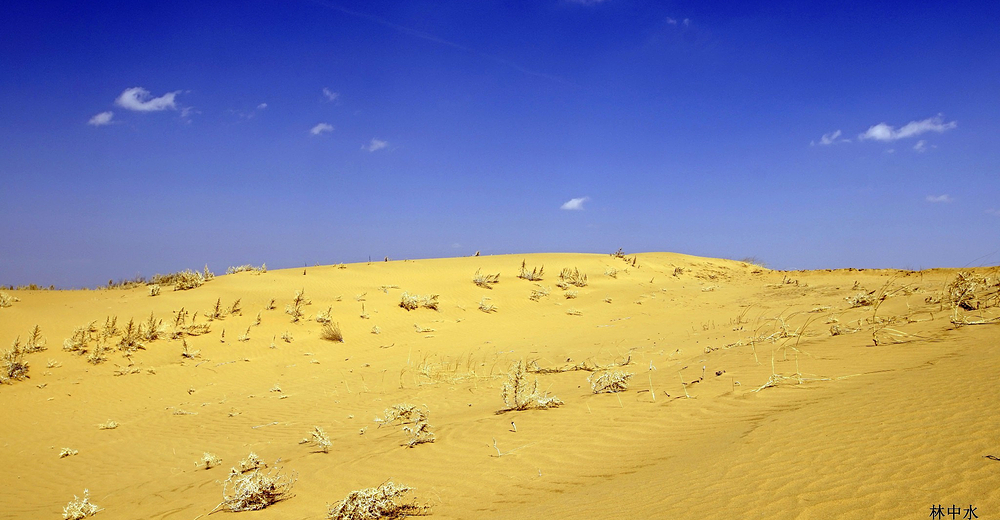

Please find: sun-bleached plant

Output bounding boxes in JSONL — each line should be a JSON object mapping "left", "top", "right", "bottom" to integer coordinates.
{"left": 63, "top": 489, "right": 101, "bottom": 519}
{"left": 97, "top": 420, "right": 118, "bottom": 430}
{"left": 211, "top": 466, "right": 296, "bottom": 513}
{"left": 399, "top": 292, "right": 439, "bottom": 311}
{"left": 140, "top": 312, "right": 163, "bottom": 342}
{"left": 327, "top": 480, "right": 426, "bottom": 520}
{"left": 22, "top": 325, "right": 46, "bottom": 353}
{"left": 226, "top": 263, "right": 267, "bottom": 274}
{"left": 199, "top": 452, "right": 222, "bottom": 469}
{"left": 1, "top": 347, "right": 29, "bottom": 383}
{"left": 375, "top": 404, "right": 435, "bottom": 447}
{"left": 86, "top": 342, "right": 110, "bottom": 365}
{"left": 148, "top": 284, "right": 161, "bottom": 296}
{"left": 517, "top": 260, "right": 544, "bottom": 281}
{"left": 315, "top": 306, "right": 333, "bottom": 324}
{"left": 588, "top": 370, "right": 633, "bottom": 393}
{"left": 229, "top": 298, "right": 243, "bottom": 316}
{"left": 301, "top": 426, "right": 332, "bottom": 453}
{"left": 0, "top": 292, "right": 19, "bottom": 308}
{"left": 237, "top": 452, "right": 266, "bottom": 473}
{"left": 557, "top": 267, "right": 588, "bottom": 288}
{"left": 320, "top": 322, "right": 344, "bottom": 342}
{"left": 473, "top": 269, "right": 500, "bottom": 289}
{"left": 604, "top": 267, "right": 618, "bottom": 278}
{"left": 846, "top": 291, "right": 876, "bottom": 308}
{"left": 60, "top": 448, "right": 79, "bottom": 458}
{"left": 499, "top": 360, "right": 563, "bottom": 412}
{"left": 528, "top": 285, "right": 550, "bottom": 302}
{"left": 116, "top": 318, "right": 144, "bottom": 352}
{"left": 478, "top": 297, "right": 497, "bottom": 313}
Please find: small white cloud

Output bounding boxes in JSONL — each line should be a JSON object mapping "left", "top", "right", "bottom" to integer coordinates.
{"left": 311, "top": 123, "right": 334, "bottom": 135}
{"left": 364, "top": 138, "right": 388, "bottom": 152}
{"left": 257, "top": 103, "right": 268, "bottom": 110}
{"left": 859, "top": 114, "right": 957, "bottom": 142}
{"left": 323, "top": 88, "right": 339, "bottom": 102}
{"left": 115, "top": 87, "right": 180, "bottom": 112}
{"left": 560, "top": 197, "right": 590, "bottom": 210}
{"left": 666, "top": 17, "right": 677, "bottom": 25}
{"left": 88, "top": 111, "right": 114, "bottom": 126}
{"left": 683, "top": 18, "right": 690, "bottom": 26}
{"left": 913, "top": 140, "right": 927, "bottom": 153}
{"left": 926, "top": 194, "right": 953, "bottom": 203}
{"left": 885, "top": 149, "right": 895, "bottom": 154}
{"left": 812, "top": 129, "right": 845, "bottom": 146}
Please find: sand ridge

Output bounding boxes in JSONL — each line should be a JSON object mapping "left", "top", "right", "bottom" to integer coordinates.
{"left": 0, "top": 253, "right": 997, "bottom": 519}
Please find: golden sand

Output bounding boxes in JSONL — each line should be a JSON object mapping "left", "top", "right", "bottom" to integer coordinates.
{"left": 1, "top": 253, "right": 997, "bottom": 519}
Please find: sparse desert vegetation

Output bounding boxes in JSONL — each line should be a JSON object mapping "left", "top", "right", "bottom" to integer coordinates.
{"left": 3, "top": 254, "right": 1000, "bottom": 519}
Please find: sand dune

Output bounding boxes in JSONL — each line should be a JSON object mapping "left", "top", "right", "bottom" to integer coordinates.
{"left": 1, "top": 253, "right": 997, "bottom": 519}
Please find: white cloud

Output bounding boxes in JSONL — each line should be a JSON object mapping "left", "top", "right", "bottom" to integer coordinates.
{"left": 88, "top": 111, "right": 114, "bottom": 126}
{"left": 812, "top": 129, "right": 848, "bottom": 146}
{"left": 364, "top": 138, "right": 388, "bottom": 152}
{"left": 257, "top": 103, "right": 267, "bottom": 110}
{"left": 913, "top": 140, "right": 927, "bottom": 153}
{"left": 323, "top": 88, "right": 339, "bottom": 102}
{"left": 926, "top": 194, "right": 953, "bottom": 203}
{"left": 666, "top": 17, "right": 677, "bottom": 25}
{"left": 683, "top": 18, "right": 690, "bottom": 26}
{"left": 115, "top": 87, "right": 180, "bottom": 112}
{"left": 859, "top": 114, "right": 956, "bottom": 142}
{"left": 560, "top": 197, "right": 590, "bottom": 210}
{"left": 310, "top": 123, "right": 334, "bottom": 135}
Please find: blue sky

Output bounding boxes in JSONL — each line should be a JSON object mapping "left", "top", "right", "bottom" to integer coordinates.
{"left": 2, "top": 0, "right": 999, "bottom": 287}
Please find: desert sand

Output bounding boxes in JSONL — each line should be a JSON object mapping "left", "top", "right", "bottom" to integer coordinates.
{"left": 1, "top": 252, "right": 998, "bottom": 519}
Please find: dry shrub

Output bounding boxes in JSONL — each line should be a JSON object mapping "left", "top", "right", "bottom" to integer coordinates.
{"left": 60, "top": 448, "right": 79, "bottom": 458}
{"left": 64, "top": 322, "right": 98, "bottom": 353}
{"left": 116, "top": 318, "right": 144, "bottom": 352}
{"left": 0, "top": 292, "right": 19, "bottom": 308}
{"left": 399, "top": 293, "right": 439, "bottom": 311}
{"left": 604, "top": 267, "right": 618, "bottom": 278}
{"left": 478, "top": 297, "right": 497, "bottom": 313}
{"left": 321, "top": 322, "right": 344, "bottom": 342}
{"left": 140, "top": 312, "right": 163, "bottom": 342}
{"left": 557, "top": 267, "right": 588, "bottom": 288}
{"left": 199, "top": 452, "right": 222, "bottom": 469}
{"left": 212, "top": 466, "right": 297, "bottom": 513}
{"left": 517, "top": 260, "right": 544, "bottom": 281}
{"left": 302, "top": 426, "right": 333, "bottom": 452}
{"left": 238, "top": 452, "right": 266, "bottom": 473}
{"left": 181, "top": 340, "right": 200, "bottom": 359}
{"left": 315, "top": 306, "right": 334, "bottom": 324}
{"left": 97, "top": 420, "right": 118, "bottom": 430}
{"left": 22, "top": 325, "right": 46, "bottom": 353}
{"left": 226, "top": 263, "right": 266, "bottom": 274}
{"left": 946, "top": 271, "right": 999, "bottom": 310}
{"left": 473, "top": 269, "right": 500, "bottom": 288}
{"left": 1, "top": 347, "right": 29, "bottom": 383}
{"left": 327, "top": 480, "right": 426, "bottom": 520}
{"left": 148, "top": 284, "right": 160, "bottom": 296}
{"left": 375, "top": 404, "right": 435, "bottom": 447}
{"left": 563, "top": 291, "right": 578, "bottom": 299}
{"left": 86, "top": 342, "right": 110, "bottom": 365}
{"left": 151, "top": 269, "right": 205, "bottom": 291}
{"left": 589, "top": 370, "right": 633, "bottom": 393}
{"left": 846, "top": 292, "right": 876, "bottom": 308}
{"left": 228, "top": 298, "right": 242, "bottom": 316}
{"left": 528, "top": 285, "right": 550, "bottom": 302}
{"left": 63, "top": 489, "right": 101, "bottom": 519}
{"left": 500, "top": 360, "right": 563, "bottom": 412}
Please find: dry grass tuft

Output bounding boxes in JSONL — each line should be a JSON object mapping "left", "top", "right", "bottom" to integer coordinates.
{"left": 116, "top": 318, "right": 144, "bottom": 352}
{"left": 326, "top": 480, "right": 426, "bottom": 520}
{"left": 375, "top": 404, "right": 435, "bottom": 447}
{"left": 211, "top": 466, "right": 297, "bottom": 513}
{"left": 604, "top": 267, "right": 618, "bottom": 278}
{"left": 321, "top": 322, "right": 345, "bottom": 342}
{"left": 517, "top": 260, "right": 545, "bottom": 281}
{"left": 59, "top": 447, "right": 79, "bottom": 458}
{"left": 238, "top": 452, "right": 266, "bottom": 473}
{"left": 473, "top": 269, "right": 501, "bottom": 288}
{"left": 557, "top": 267, "right": 588, "bottom": 288}
{"left": 23, "top": 325, "right": 46, "bottom": 353}
{"left": 64, "top": 322, "right": 98, "bottom": 353}
{"left": 499, "top": 360, "right": 563, "bottom": 412}
{"left": 315, "top": 306, "right": 334, "bottom": 324}
{"left": 86, "top": 342, "right": 110, "bottom": 365}
{"left": 846, "top": 291, "right": 876, "bottom": 308}
{"left": 478, "top": 297, "right": 497, "bottom": 313}
{"left": 148, "top": 284, "right": 161, "bottom": 296}
{"left": 0, "top": 292, "right": 19, "bottom": 308}
{"left": 97, "top": 420, "right": 118, "bottom": 430}
{"left": 302, "top": 426, "right": 333, "bottom": 452}
{"left": 528, "top": 285, "right": 550, "bottom": 302}
{"left": 226, "top": 263, "right": 266, "bottom": 274}
{"left": 199, "top": 452, "right": 222, "bottom": 469}
{"left": 63, "top": 489, "right": 101, "bottom": 519}
{"left": 151, "top": 269, "right": 205, "bottom": 291}
{"left": 1, "top": 346, "right": 29, "bottom": 383}
{"left": 589, "top": 370, "right": 633, "bottom": 393}
{"left": 399, "top": 292, "right": 439, "bottom": 311}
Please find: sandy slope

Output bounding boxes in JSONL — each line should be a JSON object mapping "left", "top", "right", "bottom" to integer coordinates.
{"left": 1, "top": 253, "right": 997, "bottom": 520}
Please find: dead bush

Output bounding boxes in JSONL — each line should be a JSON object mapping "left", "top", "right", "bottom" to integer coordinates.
{"left": 588, "top": 370, "right": 633, "bottom": 393}
{"left": 211, "top": 466, "right": 297, "bottom": 513}
{"left": 327, "top": 480, "right": 426, "bottom": 520}
{"left": 499, "top": 360, "right": 563, "bottom": 412}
